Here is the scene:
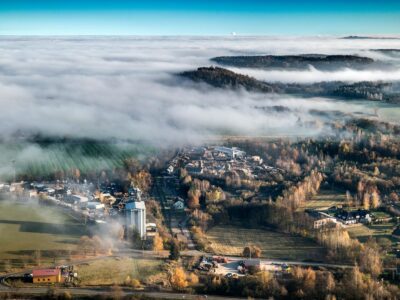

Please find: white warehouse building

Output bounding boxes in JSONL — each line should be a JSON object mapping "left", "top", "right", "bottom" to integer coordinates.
{"left": 214, "top": 146, "right": 246, "bottom": 159}
{"left": 125, "top": 201, "right": 146, "bottom": 239}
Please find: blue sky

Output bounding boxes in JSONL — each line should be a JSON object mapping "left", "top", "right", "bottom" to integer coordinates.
{"left": 1, "top": 0, "right": 400, "bottom": 35}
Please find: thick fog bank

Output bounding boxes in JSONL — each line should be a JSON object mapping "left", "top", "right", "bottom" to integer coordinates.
{"left": 1, "top": 36, "right": 400, "bottom": 147}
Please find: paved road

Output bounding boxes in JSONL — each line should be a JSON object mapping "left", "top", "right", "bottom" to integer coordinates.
{"left": 0, "top": 286, "right": 246, "bottom": 299}
{"left": 180, "top": 216, "right": 196, "bottom": 250}
{"left": 153, "top": 176, "right": 196, "bottom": 249}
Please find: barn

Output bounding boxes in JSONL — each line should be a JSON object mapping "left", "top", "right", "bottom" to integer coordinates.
{"left": 32, "top": 269, "right": 62, "bottom": 284}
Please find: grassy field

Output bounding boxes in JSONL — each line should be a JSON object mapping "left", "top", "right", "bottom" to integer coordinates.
{"left": 77, "top": 257, "right": 163, "bottom": 286}
{"left": 0, "top": 198, "right": 87, "bottom": 271}
{"left": 302, "top": 188, "right": 346, "bottom": 210}
{"left": 0, "top": 141, "right": 152, "bottom": 181}
{"left": 347, "top": 223, "right": 396, "bottom": 243}
{"left": 206, "top": 225, "right": 326, "bottom": 262}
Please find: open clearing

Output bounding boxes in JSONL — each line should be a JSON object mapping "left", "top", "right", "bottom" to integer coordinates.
{"left": 0, "top": 198, "right": 87, "bottom": 270}
{"left": 206, "top": 225, "right": 326, "bottom": 261}
{"left": 347, "top": 223, "right": 396, "bottom": 243}
{"left": 77, "top": 257, "right": 164, "bottom": 286}
{"left": 303, "top": 188, "right": 346, "bottom": 210}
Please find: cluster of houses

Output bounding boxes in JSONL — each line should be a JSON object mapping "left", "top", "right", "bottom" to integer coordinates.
{"left": 335, "top": 209, "right": 372, "bottom": 225}
{"left": 307, "top": 207, "right": 372, "bottom": 229}
{"left": 167, "top": 146, "right": 282, "bottom": 180}
{"left": 0, "top": 182, "right": 29, "bottom": 193}
{"left": 153, "top": 175, "right": 187, "bottom": 211}
{"left": 3, "top": 180, "right": 148, "bottom": 240}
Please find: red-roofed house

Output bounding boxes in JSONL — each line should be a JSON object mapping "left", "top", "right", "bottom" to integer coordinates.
{"left": 32, "top": 268, "right": 62, "bottom": 284}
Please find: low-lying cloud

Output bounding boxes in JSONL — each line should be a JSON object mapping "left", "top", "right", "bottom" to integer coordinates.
{"left": 229, "top": 66, "right": 400, "bottom": 84}
{"left": 0, "top": 36, "right": 399, "bottom": 148}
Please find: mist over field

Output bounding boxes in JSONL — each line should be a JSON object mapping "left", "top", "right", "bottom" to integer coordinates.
{"left": 1, "top": 36, "right": 400, "bottom": 178}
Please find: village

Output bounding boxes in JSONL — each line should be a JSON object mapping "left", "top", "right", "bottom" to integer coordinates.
{"left": 166, "top": 146, "right": 400, "bottom": 234}
{"left": 0, "top": 164, "right": 299, "bottom": 290}
{"left": 1, "top": 143, "right": 400, "bottom": 299}
{"left": 167, "top": 145, "right": 283, "bottom": 180}
{"left": 0, "top": 146, "right": 327, "bottom": 288}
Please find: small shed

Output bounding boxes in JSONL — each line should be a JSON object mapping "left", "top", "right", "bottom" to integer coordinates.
{"left": 173, "top": 199, "right": 185, "bottom": 210}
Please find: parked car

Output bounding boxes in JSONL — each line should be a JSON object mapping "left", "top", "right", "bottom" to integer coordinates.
{"left": 225, "top": 273, "right": 233, "bottom": 278}
{"left": 213, "top": 256, "right": 228, "bottom": 263}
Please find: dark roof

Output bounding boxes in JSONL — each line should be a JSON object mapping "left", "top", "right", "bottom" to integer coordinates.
{"left": 336, "top": 209, "right": 370, "bottom": 220}
{"left": 186, "top": 166, "right": 203, "bottom": 174}
{"left": 306, "top": 210, "right": 326, "bottom": 220}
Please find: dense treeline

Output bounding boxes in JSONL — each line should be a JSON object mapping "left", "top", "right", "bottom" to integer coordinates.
{"left": 198, "top": 266, "right": 400, "bottom": 299}
{"left": 211, "top": 54, "right": 374, "bottom": 70}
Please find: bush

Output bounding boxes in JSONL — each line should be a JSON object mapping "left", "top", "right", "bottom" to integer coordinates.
{"left": 131, "top": 279, "right": 142, "bottom": 289}
{"left": 247, "top": 265, "right": 261, "bottom": 275}
{"left": 242, "top": 245, "right": 262, "bottom": 258}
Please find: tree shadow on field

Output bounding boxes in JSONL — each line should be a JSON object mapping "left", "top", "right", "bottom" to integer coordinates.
{"left": 55, "top": 239, "right": 79, "bottom": 245}
{"left": 0, "top": 219, "right": 85, "bottom": 235}
{"left": 6, "top": 249, "right": 73, "bottom": 258}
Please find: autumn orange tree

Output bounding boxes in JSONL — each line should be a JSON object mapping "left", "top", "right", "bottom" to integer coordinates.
{"left": 187, "top": 187, "right": 201, "bottom": 209}
{"left": 359, "top": 238, "right": 382, "bottom": 278}
{"left": 152, "top": 233, "right": 164, "bottom": 252}
{"left": 129, "top": 170, "right": 152, "bottom": 193}
{"left": 169, "top": 267, "right": 188, "bottom": 290}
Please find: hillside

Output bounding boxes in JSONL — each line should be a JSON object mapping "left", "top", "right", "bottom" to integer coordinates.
{"left": 180, "top": 66, "right": 277, "bottom": 93}
{"left": 180, "top": 66, "right": 400, "bottom": 103}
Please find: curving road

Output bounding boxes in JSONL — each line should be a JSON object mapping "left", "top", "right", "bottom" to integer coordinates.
{"left": 0, "top": 286, "right": 245, "bottom": 300}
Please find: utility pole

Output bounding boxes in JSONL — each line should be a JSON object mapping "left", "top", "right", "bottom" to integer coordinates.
{"left": 11, "top": 159, "right": 16, "bottom": 182}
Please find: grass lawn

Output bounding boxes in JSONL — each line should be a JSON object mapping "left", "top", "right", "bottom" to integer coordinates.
{"left": 371, "top": 210, "right": 392, "bottom": 219}
{"left": 206, "top": 225, "right": 326, "bottom": 262}
{"left": 0, "top": 198, "right": 87, "bottom": 270}
{"left": 77, "top": 257, "right": 163, "bottom": 286}
{"left": 302, "top": 188, "right": 346, "bottom": 210}
{"left": 347, "top": 222, "right": 396, "bottom": 243}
